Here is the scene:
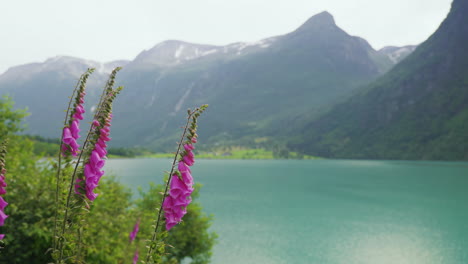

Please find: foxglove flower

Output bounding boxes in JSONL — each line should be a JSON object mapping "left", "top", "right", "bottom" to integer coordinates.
{"left": 0, "top": 172, "right": 7, "bottom": 232}
{"left": 0, "top": 210, "right": 7, "bottom": 226}
{"left": 129, "top": 218, "right": 140, "bottom": 243}
{"left": 178, "top": 161, "right": 193, "bottom": 186}
{"left": 0, "top": 142, "right": 8, "bottom": 240}
{"left": 62, "top": 90, "right": 86, "bottom": 156}
{"left": 0, "top": 173, "right": 6, "bottom": 195}
{"left": 164, "top": 141, "right": 198, "bottom": 230}
{"left": 132, "top": 250, "right": 139, "bottom": 264}
{"left": 80, "top": 114, "right": 112, "bottom": 201}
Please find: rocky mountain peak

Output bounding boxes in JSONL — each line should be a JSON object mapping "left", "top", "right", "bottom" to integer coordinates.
{"left": 131, "top": 40, "right": 222, "bottom": 67}
{"left": 295, "top": 11, "right": 336, "bottom": 32}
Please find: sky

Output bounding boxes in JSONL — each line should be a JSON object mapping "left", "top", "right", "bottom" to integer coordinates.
{"left": 0, "top": 0, "right": 452, "bottom": 74}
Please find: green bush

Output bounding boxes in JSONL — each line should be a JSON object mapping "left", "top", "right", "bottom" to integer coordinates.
{"left": 0, "top": 96, "right": 217, "bottom": 263}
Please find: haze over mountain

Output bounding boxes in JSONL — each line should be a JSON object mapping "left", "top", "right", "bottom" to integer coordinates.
{"left": 0, "top": 11, "right": 415, "bottom": 154}
{"left": 289, "top": 0, "right": 468, "bottom": 160}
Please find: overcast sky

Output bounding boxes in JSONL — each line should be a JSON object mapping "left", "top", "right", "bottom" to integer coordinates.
{"left": 0, "top": 0, "right": 452, "bottom": 74}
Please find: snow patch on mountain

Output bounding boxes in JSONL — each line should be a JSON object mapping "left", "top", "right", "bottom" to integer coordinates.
{"left": 0, "top": 56, "right": 129, "bottom": 83}
{"left": 131, "top": 37, "right": 278, "bottom": 68}
{"left": 175, "top": 45, "right": 185, "bottom": 58}
{"left": 379, "top": 45, "right": 417, "bottom": 64}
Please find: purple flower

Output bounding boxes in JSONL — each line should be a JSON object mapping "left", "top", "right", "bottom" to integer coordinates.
{"left": 75, "top": 104, "right": 85, "bottom": 114}
{"left": 0, "top": 207, "right": 8, "bottom": 226}
{"left": 178, "top": 161, "right": 193, "bottom": 186}
{"left": 0, "top": 148, "right": 8, "bottom": 240}
{"left": 165, "top": 213, "right": 178, "bottom": 231}
{"left": 0, "top": 175, "right": 7, "bottom": 195}
{"left": 162, "top": 114, "right": 204, "bottom": 230}
{"left": 162, "top": 196, "right": 173, "bottom": 211}
{"left": 86, "top": 189, "right": 98, "bottom": 201}
{"left": 182, "top": 155, "right": 195, "bottom": 166}
{"left": 78, "top": 114, "right": 113, "bottom": 201}
{"left": 70, "top": 120, "right": 80, "bottom": 139}
{"left": 62, "top": 128, "right": 73, "bottom": 144}
{"left": 132, "top": 250, "right": 139, "bottom": 264}
{"left": 173, "top": 195, "right": 192, "bottom": 207}
{"left": 169, "top": 175, "right": 191, "bottom": 199}
{"left": 82, "top": 162, "right": 105, "bottom": 201}
{"left": 164, "top": 173, "right": 191, "bottom": 230}
{"left": 73, "top": 112, "right": 84, "bottom": 120}
{"left": 0, "top": 173, "right": 7, "bottom": 238}
{"left": 90, "top": 151, "right": 105, "bottom": 169}
{"left": 0, "top": 197, "right": 8, "bottom": 211}
{"left": 95, "top": 144, "right": 107, "bottom": 158}
{"left": 100, "top": 133, "right": 111, "bottom": 142}
{"left": 184, "top": 144, "right": 195, "bottom": 151}
{"left": 62, "top": 94, "right": 86, "bottom": 156}
{"left": 97, "top": 138, "right": 107, "bottom": 148}
{"left": 129, "top": 219, "right": 140, "bottom": 243}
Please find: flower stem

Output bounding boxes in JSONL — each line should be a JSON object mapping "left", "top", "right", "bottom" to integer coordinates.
{"left": 56, "top": 69, "right": 119, "bottom": 263}
{"left": 145, "top": 110, "right": 196, "bottom": 263}
{"left": 56, "top": 95, "right": 110, "bottom": 263}
{"left": 53, "top": 71, "right": 87, "bottom": 253}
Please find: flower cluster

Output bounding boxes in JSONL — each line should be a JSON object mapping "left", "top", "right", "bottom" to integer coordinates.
{"left": 129, "top": 218, "right": 140, "bottom": 263}
{"left": 0, "top": 141, "right": 8, "bottom": 240}
{"left": 163, "top": 138, "right": 198, "bottom": 230}
{"left": 133, "top": 250, "right": 139, "bottom": 264}
{"left": 80, "top": 114, "right": 112, "bottom": 201}
{"left": 129, "top": 218, "right": 140, "bottom": 243}
{"left": 62, "top": 90, "right": 86, "bottom": 156}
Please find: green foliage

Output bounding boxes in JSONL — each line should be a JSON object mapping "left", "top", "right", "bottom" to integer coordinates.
{"left": 135, "top": 183, "right": 217, "bottom": 264}
{"left": 22, "top": 135, "right": 60, "bottom": 157}
{"left": 0, "top": 94, "right": 216, "bottom": 263}
{"left": 0, "top": 96, "right": 28, "bottom": 140}
{"left": 83, "top": 177, "right": 133, "bottom": 263}
{"left": 0, "top": 139, "right": 216, "bottom": 263}
{"left": 0, "top": 136, "right": 55, "bottom": 263}
{"left": 107, "top": 147, "right": 154, "bottom": 158}
{"left": 0, "top": 143, "right": 217, "bottom": 263}
{"left": 165, "top": 198, "right": 217, "bottom": 264}
{"left": 191, "top": 147, "right": 318, "bottom": 160}
{"left": 0, "top": 97, "right": 54, "bottom": 262}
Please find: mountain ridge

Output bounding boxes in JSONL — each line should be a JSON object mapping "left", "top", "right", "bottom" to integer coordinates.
{"left": 289, "top": 0, "right": 468, "bottom": 160}
{"left": 0, "top": 11, "right": 417, "bottom": 153}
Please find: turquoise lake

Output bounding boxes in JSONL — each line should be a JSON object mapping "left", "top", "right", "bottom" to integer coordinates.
{"left": 105, "top": 159, "right": 468, "bottom": 264}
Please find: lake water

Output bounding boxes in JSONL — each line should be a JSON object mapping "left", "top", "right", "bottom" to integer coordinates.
{"left": 105, "top": 159, "right": 468, "bottom": 264}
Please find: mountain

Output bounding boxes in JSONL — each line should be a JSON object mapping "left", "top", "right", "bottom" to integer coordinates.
{"left": 1, "top": 56, "right": 130, "bottom": 81}
{"left": 109, "top": 11, "right": 397, "bottom": 150}
{"left": 289, "top": 0, "right": 468, "bottom": 160}
{"left": 0, "top": 56, "right": 129, "bottom": 137}
{"left": 378, "top": 45, "right": 417, "bottom": 64}
{"left": 0, "top": 11, "right": 410, "bottom": 151}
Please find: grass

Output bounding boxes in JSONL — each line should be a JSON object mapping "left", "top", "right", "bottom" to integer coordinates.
{"left": 140, "top": 147, "right": 319, "bottom": 160}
